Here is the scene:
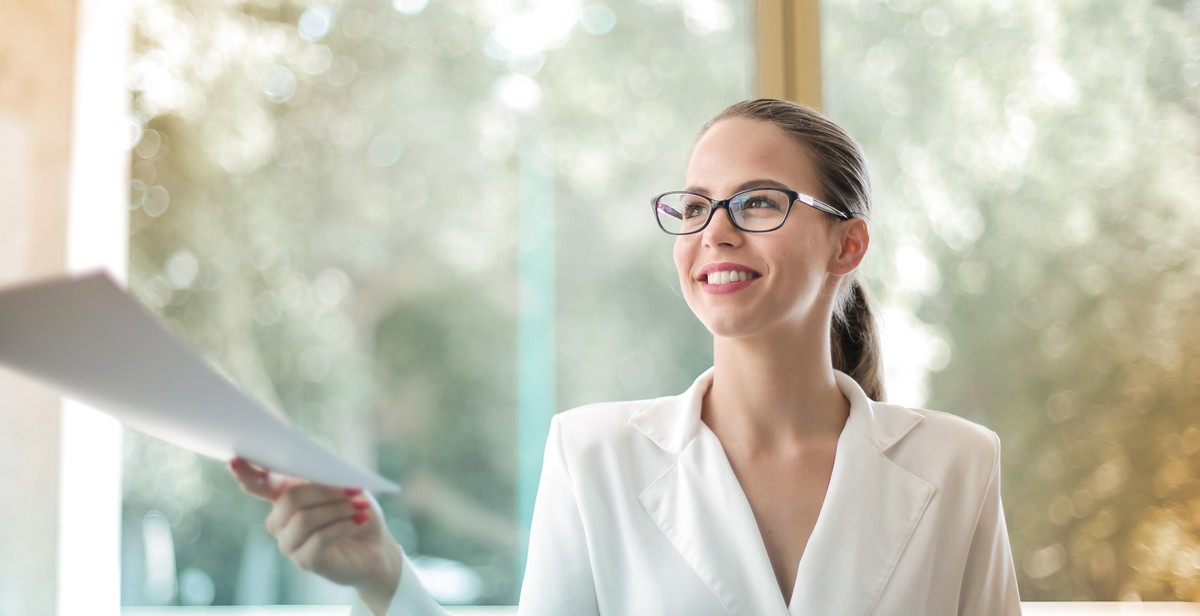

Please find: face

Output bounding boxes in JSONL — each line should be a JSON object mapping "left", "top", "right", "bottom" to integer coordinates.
{"left": 673, "top": 117, "right": 863, "bottom": 340}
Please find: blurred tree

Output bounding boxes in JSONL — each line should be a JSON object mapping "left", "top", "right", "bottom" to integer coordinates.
{"left": 824, "top": 0, "right": 1200, "bottom": 601}
{"left": 126, "top": 0, "right": 746, "bottom": 605}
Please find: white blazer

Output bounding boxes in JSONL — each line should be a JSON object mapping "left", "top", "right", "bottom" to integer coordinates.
{"left": 360, "top": 369, "right": 1022, "bottom": 615}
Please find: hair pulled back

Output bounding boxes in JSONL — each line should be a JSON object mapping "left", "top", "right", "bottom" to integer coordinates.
{"left": 701, "top": 98, "right": 885, "bottom": 401}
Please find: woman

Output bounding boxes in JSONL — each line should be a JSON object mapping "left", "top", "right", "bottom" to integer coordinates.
{"left": 231, "top": 99, "right": 1022, "bottom": 615}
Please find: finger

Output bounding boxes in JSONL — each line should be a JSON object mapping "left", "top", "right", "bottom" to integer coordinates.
{"left": 289, "top": 512, "right": 374, "bottom": 574}
{"left": 267, "top": 484, "right": 365, "bottom": 535}
{"left": 275, "top": 497, "right": 372, "bottom": 556}
{"left": 229, "top": 457, "right": 293, "bottom": 502}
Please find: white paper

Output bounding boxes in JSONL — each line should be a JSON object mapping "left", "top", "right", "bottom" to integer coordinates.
{"left": 0, "top": 271, "right": 398, "bottom": 493}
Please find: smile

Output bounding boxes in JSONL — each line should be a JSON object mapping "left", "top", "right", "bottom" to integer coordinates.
{"left": 696, "top": 263, "right": 762, "bottom": 295}
{"left": 705, "top": 270, "right": 758, "bottom": 284}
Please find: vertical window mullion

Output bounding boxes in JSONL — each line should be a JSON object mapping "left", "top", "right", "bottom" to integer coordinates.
{"left": 754, "top": 0, "right": 823, "bottom": 109}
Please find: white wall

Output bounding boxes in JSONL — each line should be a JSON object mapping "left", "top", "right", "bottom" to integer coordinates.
{"left": 0, "top": 1, "right": 128, "bottom": 614}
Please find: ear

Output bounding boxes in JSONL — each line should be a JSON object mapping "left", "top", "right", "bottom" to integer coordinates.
{"left": 829, "top": 218, "right": 869, "bottom": 276}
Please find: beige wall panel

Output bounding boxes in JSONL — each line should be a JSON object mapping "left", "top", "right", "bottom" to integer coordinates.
{"left": 0, "top": 0, "right": 75, "bottom": 282}
{"left": 0, "top": 1, "right": 78, "bottom": 614}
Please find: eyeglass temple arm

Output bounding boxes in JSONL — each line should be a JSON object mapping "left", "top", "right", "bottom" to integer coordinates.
{"left": 796, "top": 194, "right": 852, "bottom": 220}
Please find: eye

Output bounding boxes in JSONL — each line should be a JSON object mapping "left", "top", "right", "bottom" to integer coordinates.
{"left": 738, "top": 192, "right": 786, "bottom": 212}
{"left": 681, "top": 196, "right": 711, "bottom": 219}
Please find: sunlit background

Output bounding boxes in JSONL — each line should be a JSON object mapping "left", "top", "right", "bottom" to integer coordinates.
{"left": 121, "top": 0, "right": 1199, "bottom": 607}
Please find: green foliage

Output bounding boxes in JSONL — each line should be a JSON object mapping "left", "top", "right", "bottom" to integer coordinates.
{"left": 126, "top": 0, "right": 743, "bottom": 605}
{"left": 825, "top": 0, "right": 1200, "bottom": 600}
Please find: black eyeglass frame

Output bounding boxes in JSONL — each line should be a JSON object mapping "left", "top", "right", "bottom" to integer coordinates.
{"left": 651, "top": 187, "right": 852, "bottom": 236}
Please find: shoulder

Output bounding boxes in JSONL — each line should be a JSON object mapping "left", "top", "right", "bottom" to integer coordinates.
{"left": 874, "top": 401, "right": 1002, "bottom": 488}
{"left": 551, "top": 397, "right": 659, "bottom": 452}
{"left": 838, "top": 371, "right": 1000, "bottom": 476}
{"left": 546, "top": 396, "right": 679, "bottom": 483}
{"left": 554, "top": 397, "right": 656, "bottom": 430}
{"left": 907, "top": 405, "right": 1000, "bottom": 454}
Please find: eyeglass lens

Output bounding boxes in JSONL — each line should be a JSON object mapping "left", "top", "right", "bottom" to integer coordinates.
{"left": 655, "top": 188, "right": 791, "bottom": 234}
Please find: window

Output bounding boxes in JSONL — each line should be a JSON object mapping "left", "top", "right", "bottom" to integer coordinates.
{"left": 820, "top": 0, "right": 1200, "bottom": 601}
{"left": 124, "top": 0, "right": 752, "bottom": 606}
{"left": 117, "top": 0, "right": 1200, "bottom": 609}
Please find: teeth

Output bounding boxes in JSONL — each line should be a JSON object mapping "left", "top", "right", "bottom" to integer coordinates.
{"left": 706, "top": 271, "right": 753, "bottom": 284}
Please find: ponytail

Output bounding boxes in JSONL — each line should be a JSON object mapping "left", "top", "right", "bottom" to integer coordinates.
{"left": 831, "top": 279, "right": 885, "bottom": 401}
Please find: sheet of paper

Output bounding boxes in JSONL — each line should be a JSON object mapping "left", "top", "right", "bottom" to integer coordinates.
{"left": 0, "top": 271, "right": 398, "bottom": 493}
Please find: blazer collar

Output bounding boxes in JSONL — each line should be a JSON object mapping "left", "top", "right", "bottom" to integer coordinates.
{"left": 632, "top": 369, "right": 935, "bottom": 616}
{"left": 629, "top": 368, "right": 925, "bottom": 456}
{"left": 628, "top": 368, "right": 712, "bottom": 454}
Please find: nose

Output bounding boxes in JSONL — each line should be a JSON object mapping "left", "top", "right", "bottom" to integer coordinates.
{"left": 701, "top": 205, "right": 743, "bottom": 248}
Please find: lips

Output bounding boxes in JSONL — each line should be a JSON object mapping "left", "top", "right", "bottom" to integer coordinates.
{"left": 696, "top": 263, "right": 762, "bottom": 289}
{"left": 705, "top": 270, "right": 754, "bottom": 284}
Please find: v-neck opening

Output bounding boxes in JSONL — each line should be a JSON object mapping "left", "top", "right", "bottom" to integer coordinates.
{"left": 634, "top": 369, "right": 935, "bottom": 616}
{"left": 785, "top": 430, "right": 847, "bottom": 612}
{"left": 696, "top": 419, "right": 851, "bottom": 613}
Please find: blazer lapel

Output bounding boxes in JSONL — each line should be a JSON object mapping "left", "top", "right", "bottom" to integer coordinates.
{"left": 631, "top": 370, "right": 935, "bottom": 616}
{"left": 788, "top": 373, "right": 935, "bottom": 616}
{"left": 633, "top": 370, "right": 788, "bottom": 616}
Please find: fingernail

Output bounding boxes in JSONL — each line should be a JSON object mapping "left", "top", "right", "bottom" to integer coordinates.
{"left": 344, "top": 488, "right": 363, "bottom": 496}
{"left": 353, "top": 512, "right": 370, "bottom": 525}
{"left": 229, "top": 458, "right": 242, "bottom": 470}
{"left": 352, "top": 499, "right": 370, "bottom": 511}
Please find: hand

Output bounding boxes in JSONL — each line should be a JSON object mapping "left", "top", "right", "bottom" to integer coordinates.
{"left": 229, "top": 458, "right": 403, "bottom": 615}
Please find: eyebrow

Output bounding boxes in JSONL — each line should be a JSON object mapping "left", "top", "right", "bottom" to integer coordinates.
{"left": 683, "top": 178, "right": 791, "bottom": 196}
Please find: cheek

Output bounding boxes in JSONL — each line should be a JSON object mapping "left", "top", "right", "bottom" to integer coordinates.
{"left": 672, "top": 237, "right": 691, "bottom": 282}
{"left": 772, "top": 233, "right": 828, "bottom": 283}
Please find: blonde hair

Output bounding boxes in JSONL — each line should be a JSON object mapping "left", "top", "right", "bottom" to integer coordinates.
{"left": 701, "top": 99, "right": 886, "bottom": 401}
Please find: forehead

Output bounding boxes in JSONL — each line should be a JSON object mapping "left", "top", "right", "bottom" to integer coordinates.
{"left": 685, "top": 117, "right": 821, "bottom": 197}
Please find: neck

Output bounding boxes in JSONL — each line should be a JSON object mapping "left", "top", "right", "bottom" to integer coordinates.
{"left": 703, "top": 320, "right": 849, "bottom": 450}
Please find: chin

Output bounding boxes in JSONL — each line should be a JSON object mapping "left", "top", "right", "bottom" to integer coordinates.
{"left": 697, "top": 313, "right": 762, "bottom": 339}
{"left": 685, "top": 295, "right": 751, "bottom": 338}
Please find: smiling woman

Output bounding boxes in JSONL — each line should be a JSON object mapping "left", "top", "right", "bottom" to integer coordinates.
{"left": 109, "top": 0, "right": 1200, "bottom": 613}
{"left": 674, "top": 103, "right": 883, "bottom": 402}
{"left": 229, "top": 99, "right": 1022, "bottom": 616}
{"left": 5, "top": 0, "right": 1198, "bottom": 613}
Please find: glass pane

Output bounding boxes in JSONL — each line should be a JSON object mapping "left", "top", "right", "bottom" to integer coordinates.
{"left": 124, "top": 0, "right": 752, "bottom": 606}
{"left": 822, "top": 0, "right": 1200, "bottom": 601}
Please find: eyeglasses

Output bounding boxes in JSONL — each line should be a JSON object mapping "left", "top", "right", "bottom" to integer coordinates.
{"left": 651, "top": 187, "right": 851, "bottom": 236}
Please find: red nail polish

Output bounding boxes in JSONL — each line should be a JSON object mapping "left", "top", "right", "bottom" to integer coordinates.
{"left": 344, "top": 488, "right": 363, "bottom": 496}
{"left": 352, "top": 499, "right": 370, "bottom": 511}
{"left": 353, "top": 512, "right": 370, "bottom": 525}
